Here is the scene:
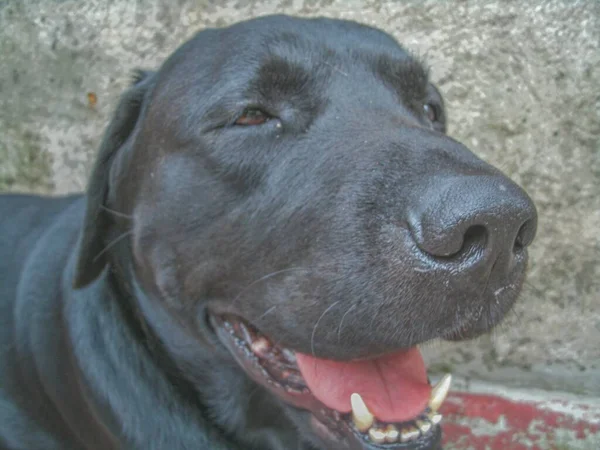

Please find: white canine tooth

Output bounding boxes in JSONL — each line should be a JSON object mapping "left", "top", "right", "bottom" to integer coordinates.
{"left": 416, "top": 420, "right": 432, "bottom": 434}
{"left": 428, "top": 412, "right": 443, "bottom": 425}
{"left": 350, "top": 393, "right": 375, "bottom": 432}
{"left": 384, "top": 425, "right": 399, "bottom": 443}
{"left": 368, "top": 428, "right": 386, "bottom": 444}
{"left": 428, "top": 373, "right": 452, "bottom": 412}
{"left": 400, "top": 426, "right": 420, "bottom": 442}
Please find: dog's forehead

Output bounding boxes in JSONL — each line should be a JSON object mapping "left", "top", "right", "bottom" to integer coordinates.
{"left": 162, "top": 15, "right": 417, "bottom": 80}
{"left": 148, "top": 15, "right": 429, "bottom": 135}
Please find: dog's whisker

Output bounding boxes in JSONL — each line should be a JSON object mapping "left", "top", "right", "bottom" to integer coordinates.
{"left": 99, "top": 204, "right": 132, "bottom": 219}
{"left": 93, "top": 230, "right": 133, "bottom": 262}
{"left": 522, "top": 280, "right": 544, "bottom": 299}
{"left": 506, "top": 300, "right": 525, "bottom": 329}
{"left": 311, "top": 300, "right": 341, "bottom": 358}
{"left": 336, "top": 304, "right": 357, "bottom": 343}
{"left": 255, "top": 305, "right": 278, "bottom": 323}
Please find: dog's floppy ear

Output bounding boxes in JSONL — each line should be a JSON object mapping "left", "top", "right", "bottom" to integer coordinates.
{"left": 73, "top": 70, "right": 155, "bottom": 289}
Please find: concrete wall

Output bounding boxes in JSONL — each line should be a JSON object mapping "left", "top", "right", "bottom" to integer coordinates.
{"left": 1, "top": 0, "right": 599, "bottom": 394}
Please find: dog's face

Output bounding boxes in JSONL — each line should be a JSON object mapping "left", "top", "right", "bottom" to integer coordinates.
{"left": 74, "top": 15, "right": 537, "bottom": 450}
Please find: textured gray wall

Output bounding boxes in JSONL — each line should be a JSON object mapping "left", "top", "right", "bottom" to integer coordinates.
{"left": 1, "top": 0, "right": 599, "bottom": 393}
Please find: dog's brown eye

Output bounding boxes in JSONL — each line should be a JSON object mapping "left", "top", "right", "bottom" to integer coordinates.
{"left": 423, "top": 103, "right": 438, "bottom": 123}
{"left": 235, "top": 108, "right": 271, "bottom": 126}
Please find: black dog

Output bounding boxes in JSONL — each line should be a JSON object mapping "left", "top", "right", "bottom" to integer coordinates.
{"left": 0, "top": 15, "right": 537, "bottom": 450}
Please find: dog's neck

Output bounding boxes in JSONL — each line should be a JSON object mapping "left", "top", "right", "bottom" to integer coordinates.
{"left": 65, "top": 246, "right": 302, "bottom": 450}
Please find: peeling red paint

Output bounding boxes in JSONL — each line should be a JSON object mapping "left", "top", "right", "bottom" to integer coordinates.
{"left": 440, "top": 392, "right": 600, "bottom": 449}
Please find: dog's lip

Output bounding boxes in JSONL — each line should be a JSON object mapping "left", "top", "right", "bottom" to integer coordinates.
{"left": 208, "top": 313, "right": 446, "bottom": 450}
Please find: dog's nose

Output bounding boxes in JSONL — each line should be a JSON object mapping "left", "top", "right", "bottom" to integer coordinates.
{"left": 408, "top": 176, "right": 537, "bottom": 265}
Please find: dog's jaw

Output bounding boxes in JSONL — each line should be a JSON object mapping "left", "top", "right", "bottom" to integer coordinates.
{"left": 210, "top": 314, "right": 446, "bottom": 450}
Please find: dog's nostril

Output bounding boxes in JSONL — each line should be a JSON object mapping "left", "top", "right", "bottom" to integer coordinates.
{"left": 424, "top": 225, "right": 488, "bottom": 261}
{"left": 514, "top": 219, "right": 535, "bottom": 252}
{"left": 514, "top": 233, "right": 524, "bottom": 252}
{"left": 456, "top": 225, "right": 488, "bottom": 258}
{"left": 462, "top": 225, "right": 487, "bottom": 247}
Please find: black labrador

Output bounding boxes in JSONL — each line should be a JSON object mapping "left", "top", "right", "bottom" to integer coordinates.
{"left": 0, "top": 15, "right": 537, "bottom": 450}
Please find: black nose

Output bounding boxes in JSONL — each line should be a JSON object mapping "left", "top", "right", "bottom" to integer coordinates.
{"left": 408, "top": 175, "right": 537, "bottom": 264}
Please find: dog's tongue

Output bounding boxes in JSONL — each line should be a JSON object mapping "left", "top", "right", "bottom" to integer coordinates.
{"left": 296, "top": 348, "right": 430, "bottom": 422}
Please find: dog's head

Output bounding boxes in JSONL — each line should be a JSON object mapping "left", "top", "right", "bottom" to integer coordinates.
{"left": 73, "top": 15, "right": 536, "bottom": 450}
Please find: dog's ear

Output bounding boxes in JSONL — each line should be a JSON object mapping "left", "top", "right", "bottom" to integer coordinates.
{"left": 73, "top": 70, "right": 155, "bottom": 289}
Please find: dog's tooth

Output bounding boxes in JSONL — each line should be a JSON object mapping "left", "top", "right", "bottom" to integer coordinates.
{"left": 250, "top": 337, "right": 271, "bottom": 356}
{"left": 238, "top": 321, "right": 253, "bottom": 343}
{"left": 384, "top": 425, "right": 399, "bottom": 443}
{"left": 282, "top": 348, "right": 297, "bottom": 363}
{"left": 368, "top": 428, "right": 386, "bottom": 444}
{"left": 400, "top": 426, "right": 420, "bottom": 442}
{"left": 428, "top": 373, "right": 452, "bottom": 412}
{"left": 416, "top": 420, "right": 432, "bottom": 434}
{"left": 350, "top": 393, "right": 374, "bottom": 432}
{"left": 428, "top": 412, "right": 443, "bottom": 425}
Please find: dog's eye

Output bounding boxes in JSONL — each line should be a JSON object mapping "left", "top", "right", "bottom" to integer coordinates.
{"left": 423, "top": 103, "right": 439, "bottom": 123}
{"left": 235, "top": 108, "right": 271, "bottom": 126}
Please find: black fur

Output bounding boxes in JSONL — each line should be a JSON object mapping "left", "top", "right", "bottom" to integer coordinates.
{"left": 0, "top": 15, "right": 536, "bottom": 450}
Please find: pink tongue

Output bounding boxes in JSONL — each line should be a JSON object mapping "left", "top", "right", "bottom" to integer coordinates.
{"left": 296, "top": 348, "right": 431, "bottom": 422}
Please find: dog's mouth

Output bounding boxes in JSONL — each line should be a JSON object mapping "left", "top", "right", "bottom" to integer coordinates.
{"left": 210, "top": 314, "right": 447, "bottom": 449}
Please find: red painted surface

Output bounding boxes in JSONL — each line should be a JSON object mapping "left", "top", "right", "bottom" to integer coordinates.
{"left": 440, "top": 392, "right": 600, "bottom": 449}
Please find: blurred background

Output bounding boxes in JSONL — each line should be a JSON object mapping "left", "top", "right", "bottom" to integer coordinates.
{"left": 1, "top": 0, "right": 599, "bottom": 447}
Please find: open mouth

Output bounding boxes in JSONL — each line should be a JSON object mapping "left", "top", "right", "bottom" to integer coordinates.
{"left": 210, "top": 315, "right": 450, "bottom": 449}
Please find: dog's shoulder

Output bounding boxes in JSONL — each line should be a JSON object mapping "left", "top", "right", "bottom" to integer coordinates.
{"left": 0, "top": 193, "right": 85, "bottom": 449}
{"left": 0, "top": 193, "right": 83, "bottom": 289}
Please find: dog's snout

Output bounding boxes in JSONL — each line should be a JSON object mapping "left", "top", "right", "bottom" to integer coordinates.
{"left": 408, "top": 176, "right": 537, "bottom": 266}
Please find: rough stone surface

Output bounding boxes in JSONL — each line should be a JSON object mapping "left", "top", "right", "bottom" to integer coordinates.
{"left": 1, "top": 0, "right": 599, "bottom": 396}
